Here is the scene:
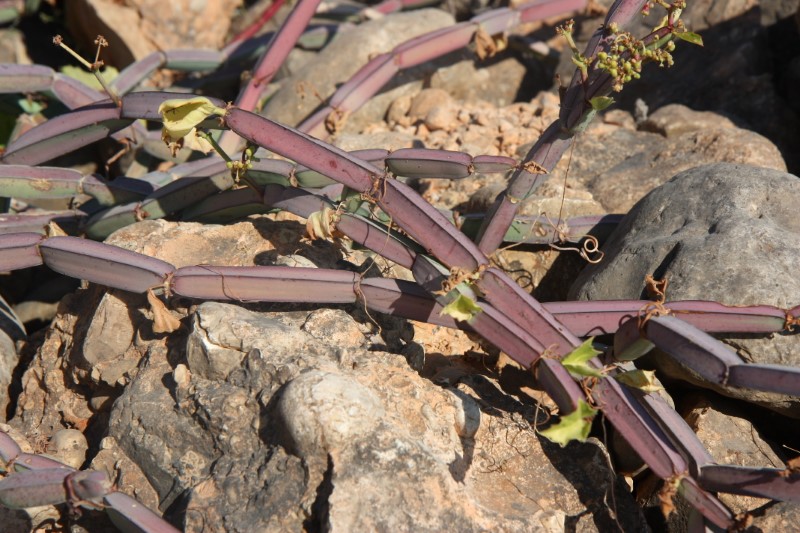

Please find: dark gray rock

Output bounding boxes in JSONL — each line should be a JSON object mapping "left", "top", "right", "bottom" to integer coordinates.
{"left": 571, "top": 163, "right": 800, "bottom": 416}
{"left": 108, "top": 343, "right": 218, "bottom": 509}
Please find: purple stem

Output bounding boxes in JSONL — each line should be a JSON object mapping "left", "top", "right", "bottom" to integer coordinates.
{"left": 2, "top": 102, "right": 130, "bottom": 166}
{"left": 225, "top": 0, "right": 322, "bottom": 154}
{"left": 0, "top": 232, "right": 44, "bottom": 271}
{"left": 298, "top": 0, "right": 584, "bottom": 137}
{"left": 698, "top": 465, "right": 800, "bottom": 503}
{"left": 475, "top": 0, "right": 649, "bottom": 254}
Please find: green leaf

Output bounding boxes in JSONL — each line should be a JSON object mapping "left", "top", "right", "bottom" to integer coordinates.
{"left": 616, "top": 369, "right": 663, "bottom": 393}
{"left": 439, "top": 293, "right": 482, "bottom": 322}
{"left": 17, "top": 98, "right": 44, "bottom": 115}
{"left": 159, "top": 97, "right": 226, "bottom": 143}
{"left": 589, "top": 96, "right": 615, "bottom": 112}
{"left": 59, "top": 64, "right": 119, "bottom": 91}
{"left": 539, "top": 400, "right": 598, "bottom": 447}
{"left": 675, "top": 31, "right": 703, "bottom": 46}
{"left": 561, "top": 337, "right": 603, "bottom": 378}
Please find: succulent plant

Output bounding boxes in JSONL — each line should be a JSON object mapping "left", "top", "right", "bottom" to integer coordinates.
{"left": 0, "top": 0, "right": 797, "bottom": 530}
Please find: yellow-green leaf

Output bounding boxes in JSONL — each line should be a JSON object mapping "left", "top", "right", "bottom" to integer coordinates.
{"left": 539, "top": 400, "right": 598, "bottom": 447}
{"left": 675, "top": 31, "right": 703, "bottom": 46}
{"left": 159, "top": 97, "right": 226, "bottom": 143}
{"left": 589, "top": 96, "right": 614, "bottom": 111}
{"left": 59, "top": 65, "right": 119, "bottom": 91}
{"left": 439, "top": 293, "right": 482, "bottom": 322}
{"left": 616, "top": 369, "right": 663, "bottom": 393}
{"left": 561, "top": 337, "right": 603, "bottom": 378}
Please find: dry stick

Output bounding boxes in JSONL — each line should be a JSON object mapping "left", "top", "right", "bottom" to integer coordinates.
{"left": 52, "top": 35, "right": 121, "bottom": 107}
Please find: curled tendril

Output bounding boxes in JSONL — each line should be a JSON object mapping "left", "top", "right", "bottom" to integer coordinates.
{"left": 542, "top": 212, "right": 604, "bottom": 264}
{"left": 549, "top": 235, "right": 604, "bottom": 264}
{"left": 637, "top": 275, "right": 671, "bottom": 330}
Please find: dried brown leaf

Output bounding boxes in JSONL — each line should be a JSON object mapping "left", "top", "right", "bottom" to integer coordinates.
{"left": 147, "top": 289, "right": 181, "bottom": 334}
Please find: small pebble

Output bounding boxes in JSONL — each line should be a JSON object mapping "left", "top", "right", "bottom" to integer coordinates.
{"left": 47, "top": 429, "right": 88, "bottom": 469}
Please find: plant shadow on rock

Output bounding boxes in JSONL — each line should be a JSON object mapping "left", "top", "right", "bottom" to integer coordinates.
{"left": 471, "top": 366, "right": 648, "bottom": 532}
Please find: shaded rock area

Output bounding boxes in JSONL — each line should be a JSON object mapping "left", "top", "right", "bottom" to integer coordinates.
{"left": 570, "top": 0, "right": 800, "bottom": 173}
{"left": 641, "top": 393, "right": 800, "bottom": 531}
{"left": 570, "top": 163, "right": 800, "bottom": 416}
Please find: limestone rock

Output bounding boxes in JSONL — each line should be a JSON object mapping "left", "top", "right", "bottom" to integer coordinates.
{"left": 684, "top": 396, "right": 786, "bottom": 515}
{"left": 638, "top": 104, "right": 737, "bottom": 138}
{"left": 46, "top": 428, "right": 88, "bottom": 469}
{"left": 568, "top": 105, "right": 786, "bottom": 213}
{"left": 263, "top": 9, "right": 456, "bottom": 130}
{"left": 571, "top": 163, "right": 800, "bottom": 416}
{"left": 81, "top": 290, "right": 140, "bottom": 387}
{"left": 66, "top": 0, "right": 242, "bottom": 67}
{"left": 97, "top": 295, "right": 649, "bottom": 530}
{"left": 264, "top": 9, "right": 531, "bottom": 135}
{"left": 90, "top": 436, "right": 160, "bottom": 512}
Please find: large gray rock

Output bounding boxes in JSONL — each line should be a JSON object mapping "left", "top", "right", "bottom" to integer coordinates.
{"left": 571, "top": 163, "right": 800, "bottom": 415}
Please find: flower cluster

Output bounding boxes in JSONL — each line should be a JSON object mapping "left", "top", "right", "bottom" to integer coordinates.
{"left": 595, "top": 31, "right": 676, "bottom": 91}
{"left": 557, "top": 0, "right": 700, "bottom": 93}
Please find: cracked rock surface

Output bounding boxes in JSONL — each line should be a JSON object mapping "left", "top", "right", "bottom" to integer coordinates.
{"left": 6, "top": 220, "right": 648, "bottom": 531}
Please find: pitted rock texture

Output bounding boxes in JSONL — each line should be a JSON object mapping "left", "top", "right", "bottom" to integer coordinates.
{"left": 129, "top": 301, "right": 648, "bottom": 532}
{"left": 570, "top": 163, "right": 800, "bottom": 416}
{"left": 67, "top": 0, "right": 242, "bottom": 67}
